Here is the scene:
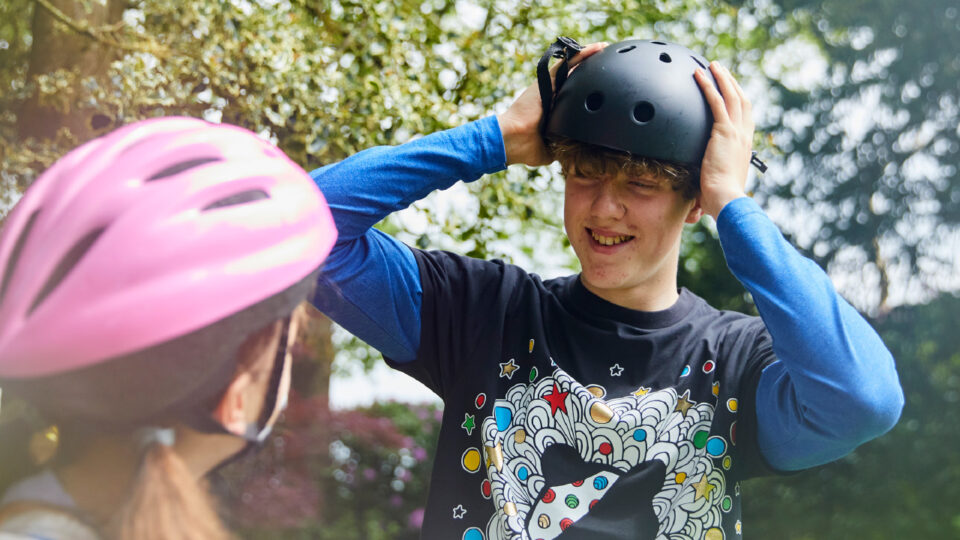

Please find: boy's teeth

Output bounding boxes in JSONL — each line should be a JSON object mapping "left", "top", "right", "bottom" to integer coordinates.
{"left": 591, "top": 231, "right": 632, "bottom": 246}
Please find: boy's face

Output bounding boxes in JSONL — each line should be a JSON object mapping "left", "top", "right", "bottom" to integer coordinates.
{"left": 563, "top": 171, "right": 701, "bottom": 307}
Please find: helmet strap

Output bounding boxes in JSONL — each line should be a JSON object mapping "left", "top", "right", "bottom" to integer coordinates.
{"left": 537, "top": 36, "right": 584, "bottom": 136}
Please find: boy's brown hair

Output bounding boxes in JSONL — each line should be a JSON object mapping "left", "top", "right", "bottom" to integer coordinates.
{"left": 548, "top": 137, "right": 699, "bottom": 200}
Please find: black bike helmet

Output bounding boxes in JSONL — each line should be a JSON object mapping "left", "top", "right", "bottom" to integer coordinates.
{"left": 541, "top": 37, "right": 765, "bottom": 171}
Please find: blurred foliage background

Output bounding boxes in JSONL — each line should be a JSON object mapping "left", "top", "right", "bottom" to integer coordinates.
{"left": 0, "top": 0, "right": 958, "bottom": 538}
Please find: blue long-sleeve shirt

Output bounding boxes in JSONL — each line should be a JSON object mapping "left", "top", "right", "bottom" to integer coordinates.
{"left": 311, "top": 115, "right": 903, "bottom": 472}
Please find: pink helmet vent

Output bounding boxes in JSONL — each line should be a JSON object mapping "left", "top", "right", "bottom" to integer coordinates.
{"left": 0, "top": 117, "right": 337, "bottom": 378}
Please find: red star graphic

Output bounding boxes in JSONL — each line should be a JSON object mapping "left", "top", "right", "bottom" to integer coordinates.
{"left": 543, "top": 383, "right": 569, "bottom": 416}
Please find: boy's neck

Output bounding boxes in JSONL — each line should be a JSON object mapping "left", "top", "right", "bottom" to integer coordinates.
{"left": 580, "top": 274, "right": 681, "bottom": 313}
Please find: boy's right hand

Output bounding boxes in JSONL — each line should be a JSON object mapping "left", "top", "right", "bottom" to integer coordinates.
{"left": 498, "top": 42, "right": 607, "bottom": 167}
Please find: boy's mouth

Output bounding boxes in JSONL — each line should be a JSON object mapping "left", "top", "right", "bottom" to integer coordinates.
{"left": 588, "top": 228, "right": 635, "bottom": 247}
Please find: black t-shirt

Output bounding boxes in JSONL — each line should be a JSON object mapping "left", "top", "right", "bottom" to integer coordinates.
{"left": 387, "top": 249, "right": 776, "bottom": 540}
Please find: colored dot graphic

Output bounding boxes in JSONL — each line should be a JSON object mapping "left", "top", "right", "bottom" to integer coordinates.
{"left": 693, "top": 430, "right": 709, "bottom": 449}
{"left": 681, "top": 365, "right": 691, "bottom": 377}
{"left": 560, "top": 518, "right": 574, "bottom": 531}
{"left": 565, "top": 494, "right": 580, "bottom": 508}
{"left": 706, "top": 436, "right": 727, "bottom": 458}
{"left": 727, "top": 398, "right": 738, "bottom": 412}
{"left": 675, "top": 472, "right": 687, "bottom": 484}
{"left": 633, "top": 429, "right": 646, "bottom": 441}
{"left": 462, "top": 448, "right": 481, "bottom": 472}
{"left": 705, "top": 527, "right": 724, "bottom": 540}
{"left": 599, "top": 442, "right": 613, "bottom": 455}
{"left": 722, "top": 495, "right": 733, "bottom": 512}
{"left": 475, "top": 393, "right": 486, "bottom": 408}
{"left": 590, "top": 402, "right": 614, "bottom": 423}
{"left": 703, "top": 360, "right": 716, "bottom": 373}
{"left": 495, "top": 406, "right": 512, "bottom": 431}
{"left": 593, "top": 476, "right": 608, "bottom": 490}
{"left": 586, "top": 385, "right": 606, "bottom": 398}
{"left": 481, "top": 480, "right": 492, "bottom": 498}
{"left": 463, "top": 528, "right": 484, "bottom": 540}
{"left": 517, "top": 466, "right": 529, "bottom": 481}
{"left": 542, "top": 489, "right": 556, "bottom": 503}
{"left": 529, "top": 367, "right": 539, "bottom": 382}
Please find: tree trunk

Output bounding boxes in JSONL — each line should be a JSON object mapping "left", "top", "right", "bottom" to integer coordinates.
{"left": 18, "top": 0, "right": 125, "bottom": 141}
{"left": 292, "top": 305, "right": 336, "bottom": 407}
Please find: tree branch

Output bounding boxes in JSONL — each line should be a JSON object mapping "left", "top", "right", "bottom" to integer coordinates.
{"left": 34, "top": 0, "right": 168, "bottom": 57}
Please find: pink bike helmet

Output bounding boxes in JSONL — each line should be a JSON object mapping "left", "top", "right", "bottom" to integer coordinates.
{"left": 0, "top": 117, "right": 337, "bottom": 426}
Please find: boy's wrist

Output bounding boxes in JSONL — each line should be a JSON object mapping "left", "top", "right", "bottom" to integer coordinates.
{"left": 702, "top": 189, "right": 749, "bottom": 220}
{"left": 497, "top": 112, "right": 546, "bottom": 167}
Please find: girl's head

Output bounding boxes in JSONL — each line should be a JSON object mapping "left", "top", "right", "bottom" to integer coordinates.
{"left": 0, "top": 117, "right": 337, "bottom": 537}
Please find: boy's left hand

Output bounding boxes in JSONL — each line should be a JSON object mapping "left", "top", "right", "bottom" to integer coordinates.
{"left": 694, "top": 62, "right": 755, "bottom": 220}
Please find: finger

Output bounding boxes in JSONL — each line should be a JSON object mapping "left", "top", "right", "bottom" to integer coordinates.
{"left": 729, "top": 71, "right": 754, "bottom": 132}
{"left": 559, "top": 42, "right": 609, "bottom": 80}
{"left": 569, "top": 41, "right": 608, "bottom": 67}
{"left": 724, "top": 65, "right": 752, "bottom": 130}
{"left": 712, "top": 63, "right": 742, "bottom": 126}
{"left": 694, "top": 67, "right": 730, "bottom": 125}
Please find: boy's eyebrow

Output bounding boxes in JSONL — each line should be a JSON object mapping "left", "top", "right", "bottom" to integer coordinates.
{"left": 622, "top": 173, "right": 667, "bottom": 186}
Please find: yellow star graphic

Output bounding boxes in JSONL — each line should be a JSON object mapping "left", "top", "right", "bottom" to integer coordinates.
{"left": 633, "top": 386, "right": 651, "bottom": 397}
{"left": 692, "top": 473, "right": 715, "bottom": 501}
{"left": 499, "top": 359, "right": 519, "bottom": 379}
{"left": 675, "top": 389, "right": 694, "bottom": 416}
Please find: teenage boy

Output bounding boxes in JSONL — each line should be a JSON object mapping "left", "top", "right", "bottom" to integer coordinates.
{"left": 310, "top": 40, "right": 903, "bottom": 539}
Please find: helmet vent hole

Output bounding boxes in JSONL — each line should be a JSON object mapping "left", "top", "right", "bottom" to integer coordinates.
{"left": 651, "top": 41, "right": 667, "bottom": 45}
{"left": 0, "top": 210, "right": 41, "bottom": 306}
{"left": 659, "top": 52, "right": 672, "bottom": 63}
{"left": 29, "top": 227, "right": 106, "bottom": 316}
{"left": 633, "top": 101, "right": 656, "bottom": 124}
{"left": 617, "top": 45, "right": 636, "bottom": 53}
{"left": 584, "top": 92, "right": 605, "bottom": 112}
{"left": 203, "top": 189, "right": 270, "bottom": 211}
{"left": 691, "top": 55, "right": 708, "bottom": 69}
{"left": 147, "top": 157, "right": 222, "bottom": 182}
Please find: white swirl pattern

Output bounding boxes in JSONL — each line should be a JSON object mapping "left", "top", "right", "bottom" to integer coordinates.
{"left": 480, "top": 367, "right": 725, "bottom": 540}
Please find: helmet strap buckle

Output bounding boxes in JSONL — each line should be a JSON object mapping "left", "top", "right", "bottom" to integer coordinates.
{"left": 537, "top": 36, "right": 584, "bottom": 136}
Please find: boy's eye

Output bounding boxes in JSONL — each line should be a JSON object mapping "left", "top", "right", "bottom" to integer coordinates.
{"left": 629, "top": 181, "right": 656, "bottom": 189}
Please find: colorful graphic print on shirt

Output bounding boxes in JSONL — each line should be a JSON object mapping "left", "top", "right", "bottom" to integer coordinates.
{"left": 476, "top": 366, "right": 733, "bottom": 540}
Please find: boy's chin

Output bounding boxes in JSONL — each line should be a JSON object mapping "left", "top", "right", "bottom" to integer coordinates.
{"left": 579, "top": 269, "right": 633, "bottom": 293}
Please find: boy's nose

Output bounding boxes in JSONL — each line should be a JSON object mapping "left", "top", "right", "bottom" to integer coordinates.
{"left": 590, "top": 182, "right": 626, "bottom": 219}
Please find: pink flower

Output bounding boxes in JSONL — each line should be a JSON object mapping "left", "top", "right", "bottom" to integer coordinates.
{"left": 407, "top": 507, "right": 425, "bottom": 529}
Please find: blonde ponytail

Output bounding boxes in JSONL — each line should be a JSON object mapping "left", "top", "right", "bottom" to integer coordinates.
{"left": 107, "top": 441, "right": 232, "bottom": 540}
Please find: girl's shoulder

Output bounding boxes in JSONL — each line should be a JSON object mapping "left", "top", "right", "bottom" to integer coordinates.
{"left": 0, "top": 501, "right": 101, "bottom": 540}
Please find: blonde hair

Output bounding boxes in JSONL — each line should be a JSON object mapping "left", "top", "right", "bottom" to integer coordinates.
{"left": 107, "top": 442, "right": 233, "bottom": 540}
{"left": 548, "top": 137, "right": 699, "bottom": 200}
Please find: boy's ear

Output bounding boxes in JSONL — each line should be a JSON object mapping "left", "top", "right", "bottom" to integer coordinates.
{"left": 685, "top": 196, "right": 704, "bottom": 224}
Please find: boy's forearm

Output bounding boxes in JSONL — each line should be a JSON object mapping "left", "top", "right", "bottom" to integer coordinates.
{"left": 309, "top": 116, "right": 507, "bottom": 361}
{"left": 717, "top": 197, "right": 904, "bottom": 470}
{"left": 310, "top": 116, "right": 507, "bottom": 241}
